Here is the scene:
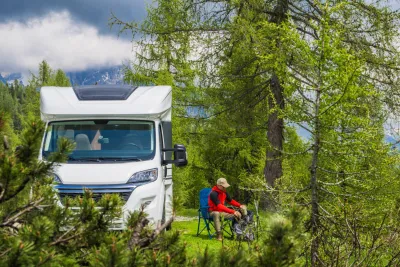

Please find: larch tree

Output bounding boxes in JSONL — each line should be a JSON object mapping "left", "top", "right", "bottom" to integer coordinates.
{"left": 110, "top": 0, "right": 400, "bottom": 190}
{"left": 268, "top": 2, "right": 400, "bottom": 265}
{"left": 111, "top": 0, "right": 400, "bottom": 264}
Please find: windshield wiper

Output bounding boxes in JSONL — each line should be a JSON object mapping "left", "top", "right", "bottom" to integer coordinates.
{"left": 68, "top": 157, "right": 101, "bottom": 162}
{"left": 114, "top": 157, "right": 142, "bottom": 162}
{"left": 68, "top": 157, "right": 141, "bottom": 162}
{"left": 97, "top": 157, "right": 142, "bottom": 162}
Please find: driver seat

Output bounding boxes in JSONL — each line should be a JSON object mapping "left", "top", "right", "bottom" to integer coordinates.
{"left": 75, "top": 134, "right": 92, "bottom": 150}
{"left": 119, "top": 134, "right": 143, "bottom": 150}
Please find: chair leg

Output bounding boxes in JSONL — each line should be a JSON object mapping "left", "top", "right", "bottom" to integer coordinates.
{"left": 196, "top": 211, "right": 201, "bottom": 236}
{"left": 221, "top": 220, "right": 234, "bottom": 239}
{"left": 205, "top": 219, "right": 214, "bottom": 239}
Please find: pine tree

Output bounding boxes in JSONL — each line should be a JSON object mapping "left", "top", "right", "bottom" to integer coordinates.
{"left": 51, "top": 69, "right": 71, "bottom": 87}
{"left": 38, "top": 60, "right": 52, "bottom": 86}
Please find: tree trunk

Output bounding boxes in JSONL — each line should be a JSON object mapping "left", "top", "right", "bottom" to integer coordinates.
{"left": 310, "top": 87, "right": 321, "bottom": 266}
{"left": 264, "top": 74, "right": 284, "bottom": 186}
{"left": 264, "top": 0, "right": 288, "bottom": 187}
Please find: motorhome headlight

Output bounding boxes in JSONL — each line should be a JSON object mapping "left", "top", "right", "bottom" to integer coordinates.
{"left": 127, "top": 169, "right": 158, "bottom": 183}
{"left": 53, "top": 174, "right": 63, "bottom": 184}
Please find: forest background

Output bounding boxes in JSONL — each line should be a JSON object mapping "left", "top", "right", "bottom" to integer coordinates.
{"left": 2, "top": 0, "right": 400, "bottom": 266}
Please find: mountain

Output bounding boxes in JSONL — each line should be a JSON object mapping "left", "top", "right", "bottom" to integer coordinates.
{"left": 67, "top": 66, "right": 126, "bottom": 86}
{"left": 0, "top": 66, "right": 126, "bottom": 86}
{"left": 0, "top": 72, "right": 22, "bottom": 85}
{"left": 0, "top": 74, "right": 6, "bottom": 84}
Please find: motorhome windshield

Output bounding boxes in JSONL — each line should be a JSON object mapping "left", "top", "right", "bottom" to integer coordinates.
{"left": 42, "top": 120, "right": 155, "bottom": 162}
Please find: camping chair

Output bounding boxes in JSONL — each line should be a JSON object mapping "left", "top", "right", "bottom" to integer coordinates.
{"left": 196, "top": 188, "right": 234, "bottom": 239}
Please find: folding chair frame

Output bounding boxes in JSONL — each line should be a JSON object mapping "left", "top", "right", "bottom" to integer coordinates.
{"left": 196, "top": 206, "right": 234, "bottom": 239}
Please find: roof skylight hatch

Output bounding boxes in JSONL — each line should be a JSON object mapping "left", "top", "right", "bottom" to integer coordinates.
{"left": 73, "top": 85, "right": 137, "bottom": 101}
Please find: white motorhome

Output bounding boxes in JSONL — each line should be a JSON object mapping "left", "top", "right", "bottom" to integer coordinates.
{"left": 39, "top": 85, "right": 187, "bottom": 229}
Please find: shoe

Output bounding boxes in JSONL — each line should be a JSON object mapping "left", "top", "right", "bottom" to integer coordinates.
{"left": 216, "top": 232, "right": 222, "bottom": 241}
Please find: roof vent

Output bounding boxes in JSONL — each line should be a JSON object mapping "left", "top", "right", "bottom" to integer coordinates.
{"left": 73, "top": 85, "right": 137, "bottom": 101}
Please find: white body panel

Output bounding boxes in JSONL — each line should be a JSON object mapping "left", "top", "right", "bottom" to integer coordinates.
{"left": 52, "top": 122, "right": 166, "bottom": 227}
{"left": 40, "top": 86, "right": 172, "bottom": 120}
{"left": 40, "top": 85, "right": 174, "bottom": 229}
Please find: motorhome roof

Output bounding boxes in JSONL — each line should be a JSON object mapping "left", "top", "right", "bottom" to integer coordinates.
{"left": 40, "top": 85, "right": 172, "bottom": 120}
{"left": 72, "top": 85, "right": 137, "bottom": 101}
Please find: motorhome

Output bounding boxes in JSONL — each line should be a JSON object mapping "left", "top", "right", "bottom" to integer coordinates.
{"left": 39, "top": 85, "right": 187, "bottom": 229}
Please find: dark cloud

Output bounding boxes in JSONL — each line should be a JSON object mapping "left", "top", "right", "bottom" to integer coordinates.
{"left": 0, "top": 0, "right": 146, "bottom": 39}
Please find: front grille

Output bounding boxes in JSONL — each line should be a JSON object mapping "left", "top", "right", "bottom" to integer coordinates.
{"left": 59, "top": 191, "right": 132, "bottom": 203}
{"left": 54, "top": 184, "right": 137, "bottom": 205}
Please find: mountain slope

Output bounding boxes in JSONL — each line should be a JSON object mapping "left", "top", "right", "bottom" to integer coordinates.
{"left": 67, "top": 66, "right": 125, "bottom": 85}
{"left": 0, "top": 74, "right": 6, "bottom": 84}
{"left": 0, "top": 73, "right": 22, "bottom": 84}
{"left": 0, "top": 66, "right": 126, "bottom": 86}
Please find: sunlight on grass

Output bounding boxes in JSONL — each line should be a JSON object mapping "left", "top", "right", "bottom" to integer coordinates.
{"left": 173, "top": 209, "right": 270, "bottom": 260}
{"left": 173, "top": 219, "right": 243, "bottom": 259}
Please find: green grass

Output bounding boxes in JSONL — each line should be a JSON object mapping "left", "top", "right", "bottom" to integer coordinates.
{"left": 176, "top": 208, "right": 198, "bottom": 217}
{"left": 172, "top": 219, "right": 242, "bottom": 259}
{"left": 172, "top": 208, "right": 269, "bottom": 259}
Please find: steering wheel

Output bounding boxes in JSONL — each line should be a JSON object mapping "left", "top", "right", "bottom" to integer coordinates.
{"left": 123, "top": 143, "right": 141, "bottom": 150}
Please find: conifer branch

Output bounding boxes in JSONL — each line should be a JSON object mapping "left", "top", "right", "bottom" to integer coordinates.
{"left": 49, "top": 233, "right": 81, "bottom": 246}
{"left": 49, "top": 225, "right": 80, "bottom": 246}
{"left": 0, "top": 248, "right": 11, "bottom": 257}
{"left": 1, "top": 197, "right": 44, "bottom": 227}
{"left": 0, "top": 176, "right": 32, "bottom": 203}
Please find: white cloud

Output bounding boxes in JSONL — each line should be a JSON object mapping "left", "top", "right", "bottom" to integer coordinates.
{"left": 0, "top": 11, "right": 133, "bottom": 73}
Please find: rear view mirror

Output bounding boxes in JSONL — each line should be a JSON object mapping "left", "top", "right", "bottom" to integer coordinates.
{"left": 98, "top": 137, "right": 109, "bottom": 144}
{"left": 162, "top": 144, "right": 188, "bottom": 167}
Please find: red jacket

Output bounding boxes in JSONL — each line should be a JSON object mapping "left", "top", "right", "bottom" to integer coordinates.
{"left": 208, "top": 186, "right": 241, "bottom": 214}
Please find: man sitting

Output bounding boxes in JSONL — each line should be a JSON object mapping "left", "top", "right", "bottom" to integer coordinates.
{"left": 208, "top": 178, "right": 247, "bottom": 241}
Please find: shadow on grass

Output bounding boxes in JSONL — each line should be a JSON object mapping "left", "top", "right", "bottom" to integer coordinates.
{"left": 192, "top": 233, "right": 236, "bottom": 241}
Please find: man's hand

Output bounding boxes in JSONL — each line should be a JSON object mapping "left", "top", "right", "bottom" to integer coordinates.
{"left": 234, "top": 211, "right": 241, "bottom": 219}
{"left": 240, "top": 205, "right": 246, "bottom": 210}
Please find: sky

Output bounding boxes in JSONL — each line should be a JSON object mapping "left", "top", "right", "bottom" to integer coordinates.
{"left": 0, "top": 0, "right": 400, "bottom": 76}
{"left": 0, "top": 0, "right": 147, "bottom": 75}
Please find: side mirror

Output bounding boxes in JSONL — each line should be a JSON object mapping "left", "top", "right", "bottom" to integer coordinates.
{"left": 162, "top": 144, "right": 188, "bottom": 167}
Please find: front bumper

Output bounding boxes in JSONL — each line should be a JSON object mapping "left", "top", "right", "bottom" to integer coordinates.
{"left": 54, "top": 182, "right": 162, "bottom": 229}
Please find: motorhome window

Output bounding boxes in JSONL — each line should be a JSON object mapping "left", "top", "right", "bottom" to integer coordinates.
{"left": 42, "top": 120, "right": 156, "bottom": 161}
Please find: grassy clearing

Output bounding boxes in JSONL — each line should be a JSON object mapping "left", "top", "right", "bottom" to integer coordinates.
{"left": 172, "top": 219, "right": 242, "bottom": 259}
{"left": 175, "top": 208, "right": 198, "bottom": 217}
{"left": 173, "top": 209, "right": 271, "bottom": 259}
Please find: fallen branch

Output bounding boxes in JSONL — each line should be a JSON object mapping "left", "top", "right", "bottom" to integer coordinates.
{"left": 3, "top": 135, "right": 9, "bottom": 150}
{"left": 128, "top": 211, "right": 175, "bottom": 250}
{"left": 138, "top": 216, "right": 175, "bottom": 248}
{"left": 0, "top": 182, "right": 5, "bottom": 201}
{"left": 128, "top": 210, "right": 149, "bottom": 250}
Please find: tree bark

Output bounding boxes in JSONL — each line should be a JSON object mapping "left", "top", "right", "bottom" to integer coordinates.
{"left": 310, "top": 87, "right": 321, "bottom": 267}
{"left": 264, "top": 0, "right": 288, "bottom": 187}
{"left": 264, "top": 74, "right": 284, "bottom": 187}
